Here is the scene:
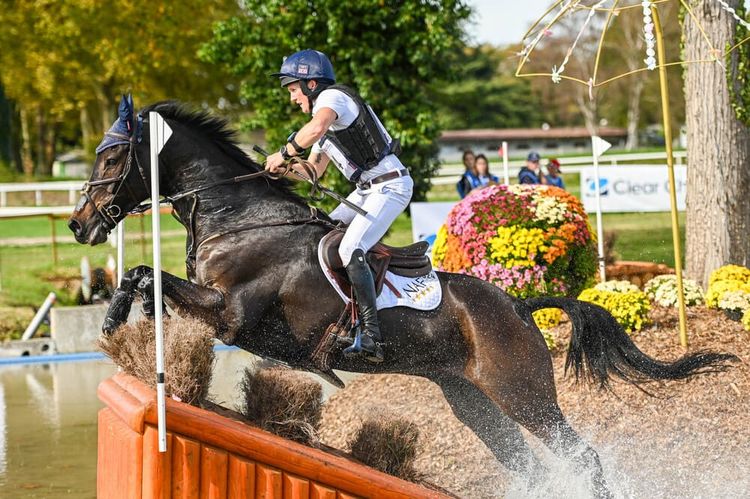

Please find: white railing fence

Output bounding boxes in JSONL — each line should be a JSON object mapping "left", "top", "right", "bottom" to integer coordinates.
{"left": 0, "top": 150, "right": 688, "bottom": 203}
{"left": 432, "top": 150, "right": 686, "bottom": 185}
{"left": 0, "top": 181, "right": 83, "bottom": 208}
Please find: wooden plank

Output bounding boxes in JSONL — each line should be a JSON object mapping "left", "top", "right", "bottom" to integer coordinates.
{"left": 256, "top": 464, "right": 282, "bottom": 498}
{"left": 97, "top": 408, "right": 143, "bottom": 499}
{"left": 309, "top": 483, "right": 336, "bottom": 499}
{"left": 201, "top": 445, "right": 229, "bottom": 499}
{"left": 337, "top": 494, "right": 361, "bottom": 499}
{"left": 282, "top": 473, "right": 310, "bottom": 499}
{"left": 228, "top": 455, "right": 256, "bottom": 499}
{"left": 97, "top": 376, "right": 149, "bottom": 434}
{"left": 142, "top": 426, "right": 173, "bottom": 499}
{"left": 109, "top": 373, "right": 448, "bottom": 498}
{"left": 172, "top": 435, "right": 201, "bottom": 499}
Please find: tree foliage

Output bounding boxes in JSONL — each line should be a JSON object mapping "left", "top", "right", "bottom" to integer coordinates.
{"left": 431, "top": 45, "right": 542, "bottom": 129}
{"left": 199, "top": 0, "right": 472, "bottom": 204}
{"left": 0, "top": 1, "right": 239, "bottom": 174}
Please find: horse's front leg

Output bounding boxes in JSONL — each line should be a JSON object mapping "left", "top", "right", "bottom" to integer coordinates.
{"left": 102, "top": 265, "right": 225, "bottom": 335}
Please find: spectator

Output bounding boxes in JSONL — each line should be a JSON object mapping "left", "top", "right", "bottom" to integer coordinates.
{"left": 474, "top": 154, "right": 500, "bottom": 188}
{"left": 457, "top": 149, "right": 479, "bottom": 198}
{"left": 545, "top": 158, "right": 565, "bottom": 189}
{"left": 518, "top": 151, "right": 544, "bottom": 185}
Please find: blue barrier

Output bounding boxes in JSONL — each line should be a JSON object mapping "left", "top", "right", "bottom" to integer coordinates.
{"left": 0, "top": 344, "right": 240, "bottom": 366}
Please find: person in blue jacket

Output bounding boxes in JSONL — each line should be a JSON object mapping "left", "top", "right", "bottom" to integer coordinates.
{"left": 518, "top": 151, "right": 544, "bottom": 185}
{"left": 545, "top": 158, "right": 565, "bottom": 189}
{"left": 456, "top": 150, "right": 478, "bottom": 198}
{"left": 473, "top": 154, "right": 499, "bottom": 187}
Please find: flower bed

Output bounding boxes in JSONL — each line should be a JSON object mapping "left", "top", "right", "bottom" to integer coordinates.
{"left": 705, "top": 264, "right": 750, "bottom": 330}
{"left": 432, "top": 184, "right": 597, "bottom": 298}
{"left": 643, "top": 274, "right": 704, "bottom": 307}
{"left": 578, "top": 280, "right": 651, "bottom": 332}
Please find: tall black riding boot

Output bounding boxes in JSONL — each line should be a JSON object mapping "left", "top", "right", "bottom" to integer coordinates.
{"left": 345, "top": 249, "right": 384, "bottom": 363}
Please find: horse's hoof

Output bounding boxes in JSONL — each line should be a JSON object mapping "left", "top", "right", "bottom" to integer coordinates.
{"left": 102, "top": 318, "right": 121, "bottom": 336}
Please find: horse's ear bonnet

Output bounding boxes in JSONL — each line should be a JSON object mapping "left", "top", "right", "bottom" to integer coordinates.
{"left": 95, "top": 94, "right": 143, "bottom": 154}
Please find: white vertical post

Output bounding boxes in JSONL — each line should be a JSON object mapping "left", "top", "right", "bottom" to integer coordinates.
{"left": 591, "top": 136, "right": 612, "bottom": 282}
{"left": 116, "top": 222, "right": 125, "bottom": 285}
{"left": 149, "top": 111, "right": 172, "bottom": 453}
{"left": 501, "top": 141, "right": 509, "bottom": 185}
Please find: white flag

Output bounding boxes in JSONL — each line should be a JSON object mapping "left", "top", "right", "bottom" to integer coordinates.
{"left": 591, "top": 136, "right": 612, "bottom": 158}
{"left": 152, "top": 114, "right": 173, "bottom": 154}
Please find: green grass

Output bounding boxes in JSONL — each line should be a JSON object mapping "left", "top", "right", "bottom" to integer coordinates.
{"left": 0, "top": 188, "right": 685, "bottom": 309}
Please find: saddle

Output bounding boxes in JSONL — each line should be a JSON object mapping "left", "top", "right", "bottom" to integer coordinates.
{"left": 319, "top": 229, "right": 433, "bottom": 297}
{"left": 311, "top": 229, "right": 439, "bottom": 386}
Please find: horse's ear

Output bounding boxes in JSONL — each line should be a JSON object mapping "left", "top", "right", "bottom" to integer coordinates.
{"left": 118, "top": 94, "right": 135, "bottom": 135}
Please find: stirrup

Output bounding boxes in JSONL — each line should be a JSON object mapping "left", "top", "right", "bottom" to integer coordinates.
{"left": 343, "top": 330, "right": 384, "bottom": 364}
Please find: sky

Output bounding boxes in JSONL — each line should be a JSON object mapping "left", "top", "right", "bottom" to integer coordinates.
{"left": 468, "top": 0, "right": 556, "bottom": 47}
{"left": 468, "top": 0, "right": 750, "bottom": 47}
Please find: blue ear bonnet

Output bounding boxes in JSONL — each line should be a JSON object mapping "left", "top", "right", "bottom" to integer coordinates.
{"left": 95, "top": 94, "right": 143, "bottom": 154}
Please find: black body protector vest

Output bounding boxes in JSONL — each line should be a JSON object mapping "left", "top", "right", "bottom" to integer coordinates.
{"left": 321, "top": 85, "right": 401, "bottom": 181}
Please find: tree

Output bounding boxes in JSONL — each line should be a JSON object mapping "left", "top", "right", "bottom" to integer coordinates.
{"left": 684, "top": 0, "right": 750, "bottom": 285}
{"left": 199, "top": 0, "right": 472, "bottom": 204}
{"left": 0, "top": 1, "right": 240, "bottom": 176}
{"left": 431, "top": 45, "right": 543, "bottom": 130}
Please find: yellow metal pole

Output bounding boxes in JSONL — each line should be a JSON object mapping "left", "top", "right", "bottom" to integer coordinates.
{"left": 653, "top": 6, "right": 688, "bottom": 347}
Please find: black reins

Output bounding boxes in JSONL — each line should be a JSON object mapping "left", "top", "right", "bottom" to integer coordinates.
{"left": 80, "top": 132, "right": 337, "bottom": 248}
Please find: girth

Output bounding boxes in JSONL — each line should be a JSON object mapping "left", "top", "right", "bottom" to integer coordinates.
{"left": 319, "top": 229, "right": 432, "bottom": 296}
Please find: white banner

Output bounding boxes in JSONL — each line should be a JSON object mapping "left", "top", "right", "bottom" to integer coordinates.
{"left": 581, "top": 165, "right": 686, "bottom": 213}
{"left": 410, "top": 201, "right": 456, "bottom": 244}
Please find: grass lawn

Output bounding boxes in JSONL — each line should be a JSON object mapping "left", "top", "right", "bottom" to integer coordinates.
{"left": 1, "top": 181, "right": 685, "bottom": 310}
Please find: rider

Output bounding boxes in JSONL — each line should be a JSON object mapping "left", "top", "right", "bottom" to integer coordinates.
{"left": 264, "top": 49, "right": 413, "bottom": 363}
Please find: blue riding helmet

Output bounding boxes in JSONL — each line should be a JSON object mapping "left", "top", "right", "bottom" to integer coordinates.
{"left": 271, "top": 49, "right": 335, "bottom": 88}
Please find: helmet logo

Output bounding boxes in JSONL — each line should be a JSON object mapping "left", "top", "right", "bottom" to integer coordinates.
{"left": 298, "top": 64, "right": 309, "bottom": 75}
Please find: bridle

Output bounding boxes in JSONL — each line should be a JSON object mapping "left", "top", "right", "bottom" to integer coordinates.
{"left": 80, "top": 122, "right": 335, "bottom": 243}
{"left": 80, "top": 124, "right": 153, "bottom": 231}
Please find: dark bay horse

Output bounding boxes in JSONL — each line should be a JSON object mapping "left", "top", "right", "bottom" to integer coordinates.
{"left": 69, "top": 101, "right": 735, "bottom": 497}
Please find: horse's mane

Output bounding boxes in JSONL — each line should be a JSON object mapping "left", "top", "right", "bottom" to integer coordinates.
{"left": 140, "top": 101, "right": 303, "bottom": 201}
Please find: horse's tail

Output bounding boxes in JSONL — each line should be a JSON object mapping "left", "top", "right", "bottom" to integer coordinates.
{"left": 524, "top": 296, "right": 738, "bottom": 388}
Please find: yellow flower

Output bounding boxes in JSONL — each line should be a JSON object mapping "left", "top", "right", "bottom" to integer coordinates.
{"left": 709, "top": 264, "right": 750, "bottom": 286}
{"left": 578, "top": 287, "right": 651, "bottom": 332}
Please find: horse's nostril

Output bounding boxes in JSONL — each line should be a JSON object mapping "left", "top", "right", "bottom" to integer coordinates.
{"left": 68, "top": 219, "right": 82, "bottom": 236}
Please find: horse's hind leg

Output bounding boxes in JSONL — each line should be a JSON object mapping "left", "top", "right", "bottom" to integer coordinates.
{"left": 517, "top": 403, "right": 612, "bottom": 499}
{"left": 429, "top": 372, "right": 547, "bottom": 492}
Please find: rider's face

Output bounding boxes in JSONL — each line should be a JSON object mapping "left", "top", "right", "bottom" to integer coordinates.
{"left": 287, "top": 81, "right": 314, "bottom": 114}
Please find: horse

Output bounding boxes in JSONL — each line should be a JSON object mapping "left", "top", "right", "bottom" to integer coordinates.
{"left": 68, "top": 100, "right": 735, "bottom": 497}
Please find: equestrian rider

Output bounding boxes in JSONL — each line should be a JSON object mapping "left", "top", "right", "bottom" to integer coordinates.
{"left": 264, "top": 49, "right": 413, "bottom": 363}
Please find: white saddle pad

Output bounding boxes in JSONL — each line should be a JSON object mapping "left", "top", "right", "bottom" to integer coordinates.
{"left": 317, "top": 240, "right": 442, "bottom": 311}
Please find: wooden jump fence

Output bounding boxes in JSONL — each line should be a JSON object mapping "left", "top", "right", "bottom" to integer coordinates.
{"left": 97, "top": 373, "right": 450, "bottom": 498}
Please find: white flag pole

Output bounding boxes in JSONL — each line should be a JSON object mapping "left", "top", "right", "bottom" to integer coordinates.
{"left": 501, "top": 141, "right": 509, "bottom": 185}
{"left": 591, "top": 136, "right": 612, "bottom": 282}
{"left": 149, "top": 112, "right": 172, "bottom": 453}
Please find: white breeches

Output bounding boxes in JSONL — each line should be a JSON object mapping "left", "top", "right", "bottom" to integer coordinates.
{"left": 330, "top": 176, "right": 413, "bottom": 266}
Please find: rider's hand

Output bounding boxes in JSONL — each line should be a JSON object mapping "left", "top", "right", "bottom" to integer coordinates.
{"left": 265, "top": 152, "right": 287, "bottom": 174}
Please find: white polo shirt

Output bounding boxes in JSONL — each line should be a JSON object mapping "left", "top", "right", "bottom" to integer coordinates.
{"left": 311, "top": 88, "right": 405, "bottom": 183}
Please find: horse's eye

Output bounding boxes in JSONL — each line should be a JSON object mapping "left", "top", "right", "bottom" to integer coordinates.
{"left": 105, "top": 158, "right": 118, "bottom": 168}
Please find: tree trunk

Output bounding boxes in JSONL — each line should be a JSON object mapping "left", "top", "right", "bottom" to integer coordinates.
{"left": 80, "top": 105, "right": 94, "bottom": 155}
{"left": 19, "top": 106, "right": 34, "bottom": 177}
{"left": 625, "top": 78, "right": 644, "bottom": 150}
{"left": 574, "top": 89, "right": 598, "bottom": 136}
{"left": 36, "top": 107, "right": 51, "bottom": 177}
{"left": 684, "top": 0, "right": 750, "bottom": 286}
